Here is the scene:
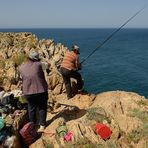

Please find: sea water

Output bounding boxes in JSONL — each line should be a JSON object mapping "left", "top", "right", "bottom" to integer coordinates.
{"left": 1, "top": 28, "right": 148, "bottom": 97}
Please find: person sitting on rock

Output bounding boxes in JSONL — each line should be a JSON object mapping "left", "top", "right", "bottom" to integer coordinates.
{"left": 60, "top": 45, "right": 84, "bottom": 99}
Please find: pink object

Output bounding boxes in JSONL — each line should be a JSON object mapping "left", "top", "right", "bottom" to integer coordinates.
{"left": 95, "top": 123, "right": 112, "bottom": 139}
{"left": 64, "top": 132, "right": 73, "bottom": 142}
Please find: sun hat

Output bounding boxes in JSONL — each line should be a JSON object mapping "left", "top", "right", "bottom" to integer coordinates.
{"left": 29, "top": 50, "right": 40, "bottom": 60}
{"left": 72, "top": 45, "right": 80, "bottom": 54}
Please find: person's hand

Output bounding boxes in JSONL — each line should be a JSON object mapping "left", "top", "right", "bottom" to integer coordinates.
{"left": 78, "top": 63, "right": 82, "bottom": 70}
{"left": 48, "top": 62, "right": 51, "bottom": 68}
{"left": 17, "top": 81, "right": 23, "bottom": 90}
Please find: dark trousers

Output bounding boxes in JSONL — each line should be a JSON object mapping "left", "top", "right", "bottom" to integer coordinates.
{"left": 60, "top": 67, "right": 84, "bottom": 98}
{"left": 24, "top": 92, "right": 48, "bottom": 126}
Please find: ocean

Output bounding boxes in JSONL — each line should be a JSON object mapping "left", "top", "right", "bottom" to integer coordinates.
{"left": 1, "top": 28, "right": 148, "bottom": 97}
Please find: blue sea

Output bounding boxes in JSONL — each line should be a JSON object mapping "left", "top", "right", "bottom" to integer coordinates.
{"left": 1, "top": 28, "right": 148, "bottom": 97}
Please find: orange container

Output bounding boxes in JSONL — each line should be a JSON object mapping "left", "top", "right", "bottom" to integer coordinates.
{"left": 95, "top": 123, "right": 112, "bottom": 139}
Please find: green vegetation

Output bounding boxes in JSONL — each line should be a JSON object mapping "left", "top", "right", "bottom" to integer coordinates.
{"left": 65, "top": 138, "right": 98, "bottom": 148}
{"left": 26, "top": 38, "right": 38, "bottom": 49}
{"left": 27, "top": 42, "right": 36, "bottom": 49}
{"left": 65, "top": 138, "right": 119, "bottom": 148}
{"left": 42, "top": 138, "right": 53, "bottom": 148}
{"left": 128, "top": 108, "right": 148, "bottom": 143}
{"left": 86, "top": 107, "right": 111, "bottom": 124}
{"left": 0, "top": 77, "right": 4, "bottom": 85}
{"left": 130, "top": 108, "right": 148, "bottom": 123}
{"left": 137, "top": 100, "right": 148, "bottom": 106}
{"left": 12, "top": 52, "right": 27, "bottom": 66}
{"left": 0, "top": 60, "right": 6, "bottom": 69}
{"left": 106, "top": 140, "right": 119, "bottom": 148}
{"left": 0, "top": 75, "right": 7, "bottom": 86}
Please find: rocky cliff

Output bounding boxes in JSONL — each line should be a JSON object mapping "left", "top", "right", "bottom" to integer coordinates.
{"left": 0, "top": 33, "right": 147, "bottom": 148}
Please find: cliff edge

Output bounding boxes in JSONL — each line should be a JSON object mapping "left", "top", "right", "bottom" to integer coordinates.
{"left": 0, "top": 33, "right": 147, "bottom": 148}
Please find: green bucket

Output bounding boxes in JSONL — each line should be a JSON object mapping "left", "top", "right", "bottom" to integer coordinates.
{"left": 0, "top": 117, "right": 5, "bottom": 131}
{"left": 56, "top": 125, "right": 68, "bottom": 137}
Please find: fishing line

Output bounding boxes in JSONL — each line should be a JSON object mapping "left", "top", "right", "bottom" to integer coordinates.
{"left": 81, "top": 4, "right": 148, "bottom": 64}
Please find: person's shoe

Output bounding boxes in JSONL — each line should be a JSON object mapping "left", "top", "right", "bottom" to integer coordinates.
{"left": 78, "top": 89, "right": 87, "bottom": 95}
{"left": 67, "top": 96, "right": 72, "bottom": 100}
{"left": 37, "top": 125, "right": 45, "bottom": 133}
{"left": 67, "top": 94, "right": 75, "bottom": 100}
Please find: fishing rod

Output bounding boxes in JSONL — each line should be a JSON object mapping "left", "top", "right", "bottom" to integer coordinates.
{"left": 81, "top": 4, "right": 148, "bottom": 64}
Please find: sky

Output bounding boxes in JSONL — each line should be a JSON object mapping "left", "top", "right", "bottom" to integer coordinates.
{"left": 0, "top": 0, "right": 148, "bottom": 28}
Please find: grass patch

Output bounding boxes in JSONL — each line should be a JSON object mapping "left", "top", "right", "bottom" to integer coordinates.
{"left": 0, "top": 77, "right": 4, "bottom": 85}
{"left": 0, "top": 75, "right": 7, "bottom": 85}
{"left": 137, "top": 100, "right": 148, "bottom": 106}
{"left": 65, "top": 138, "right": 119, "bottom": 148}
{"left": 12, "top": 52, "right": 27, "bottom": 66}
{"left": 86, "top": 107, "right": 111, "bottom": 124}
{"left": 106, "top": 140, "right": 119, "bottom": 148}
{"left": 128, "top": 128, "right": 147, "bottom": 143}
{"left": 128, "top": 109, "right": 148, "bottom": 143}
{"left": 0, "top": 60, "right": 6, "bottom": 69}
{"left": 65, "top": 137, "right": 100, "bottom": 148}
{"left": 130, "top": 108, "right": 148, "bottom": 123}
{"left": 42, "top": 138, "right": 53, "bottom": 148}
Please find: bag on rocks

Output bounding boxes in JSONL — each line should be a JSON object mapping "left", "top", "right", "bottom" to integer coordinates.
{"left": 0, "top": 117, "right": 5, "bottom": 131}
{"left": 19, "top": 122, "right": 38, "bottom": 146}
{"left": 1, "top": 94, "right": 14, "bottom": 105}
{"left": 0, "top": 94, "right": 17, "bottom": 114}
{"left": 0, "top": 126, "right": 13, "bottom": 146}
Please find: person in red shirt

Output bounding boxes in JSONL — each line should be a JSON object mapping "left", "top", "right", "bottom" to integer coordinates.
{"left": 60, "top": 45, "right": 84, "bottom": 99}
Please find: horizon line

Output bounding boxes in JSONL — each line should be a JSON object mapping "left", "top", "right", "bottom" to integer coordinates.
{"left": 0, "top": 27, "right": 148, "bottom": 29}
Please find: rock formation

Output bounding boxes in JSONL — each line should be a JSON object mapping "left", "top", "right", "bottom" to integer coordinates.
{"left": 0, "top": 33, "right": 147, "bottom": 148}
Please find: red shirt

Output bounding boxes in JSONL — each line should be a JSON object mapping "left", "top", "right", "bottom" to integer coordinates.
{"left": 61, "top": 51, "right": 79, "bottom": 70}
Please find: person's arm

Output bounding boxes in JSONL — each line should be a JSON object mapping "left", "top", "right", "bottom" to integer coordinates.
{"left": 75, "top": 56, "right": 82, "bottom": 70}
{"left": 41, "top": 61, "right": 51, "bottom": 74}
{"left": 46, "top": 62, "right": 51, "bottom": 74}
{"left": 16, "top": 72, "right": 23, "bottom": 89}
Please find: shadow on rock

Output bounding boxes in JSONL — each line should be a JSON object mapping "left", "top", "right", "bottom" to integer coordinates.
{"left": 46, "top": 106, "right": 86, "bottom": 126}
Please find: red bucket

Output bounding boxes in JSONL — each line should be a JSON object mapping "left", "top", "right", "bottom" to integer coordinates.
{"left": 95, "top": 123, "right": 112, "bottom": 139}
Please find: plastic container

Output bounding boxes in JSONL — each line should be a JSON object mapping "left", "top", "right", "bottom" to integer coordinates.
{"left": 64, "top": 132, "right": 73, "bottom": 142}
{"left": 0, "top": 117, "right": 5, "bottom": 131}
{"left": 56, "top": 125, "right": 68, "bottom": 137}
{"left": 95, "top": 123, "right": 112, "bottom": 139}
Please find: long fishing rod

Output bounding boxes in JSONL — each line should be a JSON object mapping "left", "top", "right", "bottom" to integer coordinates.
{"left": 81, "top": 4, "right": 148, "bottom": 64}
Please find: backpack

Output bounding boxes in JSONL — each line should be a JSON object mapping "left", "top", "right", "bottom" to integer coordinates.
{"left": 0, "top": 126, "right": 13, "bottom": 146}
{"left": 19, "top": 122, "right": 38, "bottom": 146}
{"left": 1, "top": 94, "right": 14, "bottom": 105}
{"left": 0, "top": 94, "right": 16, "bottom": 114}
